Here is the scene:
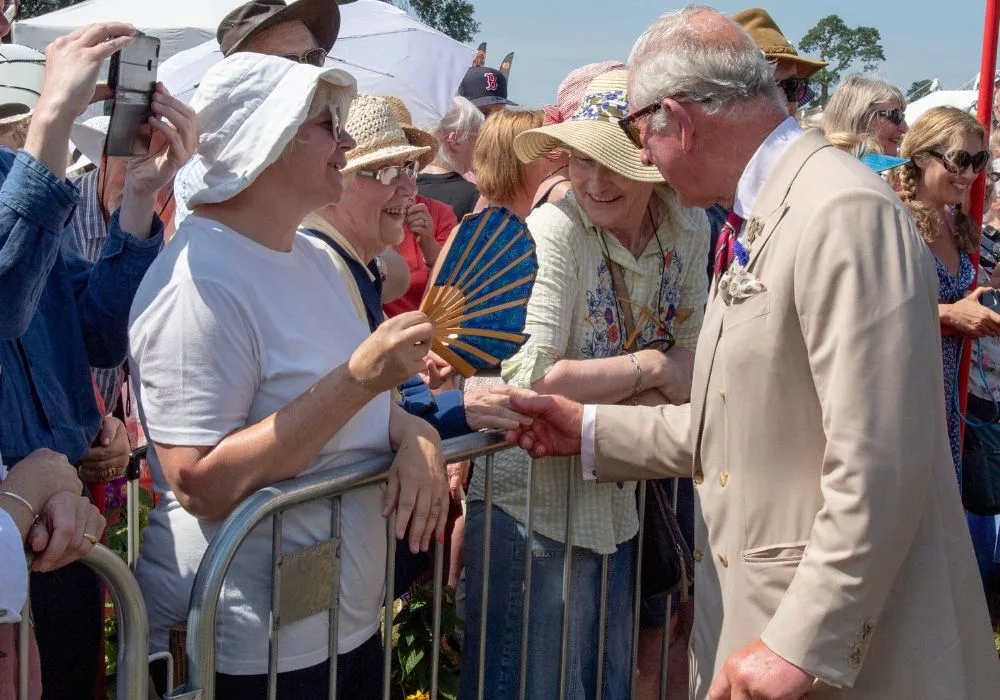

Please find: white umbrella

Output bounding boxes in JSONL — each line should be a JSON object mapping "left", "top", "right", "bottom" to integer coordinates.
{"left": 905, "top": 90, "right": 978, "bottom": 124}
{"left": 160, "top": 0, "right": 474, "bottom": 128}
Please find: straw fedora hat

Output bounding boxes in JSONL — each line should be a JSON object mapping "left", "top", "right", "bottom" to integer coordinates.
{"left": 379, "top": 95, "right": 440, "bottom": 164}
{"left": 512, "top": 69, "right": 663, "bottom": 183}
{"left": 731, "top": 8, "right": 827, "bottom": 79}
{"left": 343, "top": 94, "right": 435, "bottom": 174}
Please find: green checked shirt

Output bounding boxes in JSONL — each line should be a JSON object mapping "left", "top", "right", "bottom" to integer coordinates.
{"left": 468, "top": 188, "right": 709, "bottom": 554}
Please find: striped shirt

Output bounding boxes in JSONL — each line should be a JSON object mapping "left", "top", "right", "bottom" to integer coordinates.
{"left": 71, "top": 169, "right": 124, "bottom": 412}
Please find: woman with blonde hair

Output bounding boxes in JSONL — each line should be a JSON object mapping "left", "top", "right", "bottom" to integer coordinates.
{"left": 472, "top": 109, "right": 549, "bottom": 215}
{"left": 900, "top": 106, "right": 1000, "bottom": 479}
{"left": 822, "top": 74, "right": 909, "bottom": 157}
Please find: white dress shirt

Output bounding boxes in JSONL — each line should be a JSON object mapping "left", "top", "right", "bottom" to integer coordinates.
{"left": 0, "top": 457, "right": 29, "bottom": 624}
{"left": 581, "top": 116, "right": 805, "bottom": 480}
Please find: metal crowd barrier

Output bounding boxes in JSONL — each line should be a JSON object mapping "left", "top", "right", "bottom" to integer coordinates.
{"left": 162, "top": 429, "right": 684, "bottom": 700}
{"left": 11, "top": 544, "right": 150, "bottom": 700}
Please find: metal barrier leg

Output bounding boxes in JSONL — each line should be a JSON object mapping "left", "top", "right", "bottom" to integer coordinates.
{"left": 630, "top": 481, "right": 647, "bottom": 700}
{"left": 383, "top": 515, "right": 397, "bottom": 700}
{"left": 267, "top": 513, "right": 284, "bottom": 700}
{"left": 594, "top": 553, "right": 610, "bottom": 700}
{"left": 329, "top": 497, "right": 342, "bottom": 700}
{"left": 517, "top": 458, "right": 536, "bottom": 700}
{"left": 558, "top": 471, "right": 576, "bottom": 700}
{"left": 18, "top": 578, "right": 29, "bottom": 700}
{"left": 475, "top": 455, "right": 494, "bottom": 700}
{"left": 430, "top": 537, "right": 445, "bottom": 699}
{"left": 657, "top": 479, "right": 680, "bottom": 700}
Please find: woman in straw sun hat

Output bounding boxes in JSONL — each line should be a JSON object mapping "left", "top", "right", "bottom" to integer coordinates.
{"left": 458, "top": 69, "right": 710, "bottom": 700}
{"left": 130, "top": 56, "right": 450, "bottom": 699}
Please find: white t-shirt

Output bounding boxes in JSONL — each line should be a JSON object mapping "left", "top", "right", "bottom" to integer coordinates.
{"left": 129, "top": 216, "right": 390, "bottom": 675}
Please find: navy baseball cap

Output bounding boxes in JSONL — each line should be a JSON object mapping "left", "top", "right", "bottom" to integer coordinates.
{"left": 458, "top": 66, "right": 518, "bottom": 108}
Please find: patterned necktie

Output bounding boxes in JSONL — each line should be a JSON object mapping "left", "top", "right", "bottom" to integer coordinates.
{"left": 712, "top": 211, "right": 745, "bottom": 279}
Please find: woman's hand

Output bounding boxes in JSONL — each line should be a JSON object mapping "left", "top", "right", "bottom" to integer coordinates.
{"left": 636, "top": 348, "right": 693, "bottom": 404}
{"left": 462, "top": 385, "right": 536, "bottom": 431}
{"left": 124, "top": 85, "right": 198, "bottom": 199}
{"left": 406, "top": 201, "right": 442, "bottom": 265}
{"left": 349, "top": 311, "right": 434, "bottom": 394}
{"left": 2, "top": 449, "right": 81, "bottom": 517}
{"left": 941, "top": 288, "right": 1000, "bottom": 337}
{"left": 385, "top": 410, "right": 448, "bottom": 554}
{"left": 28, "top": 492, "right": 106, "bottom": 572}
{"left": 419, "top": 351, "right": 456, "bottom": 390}
{"left": 78, "top": 416, "right": 130, "bottom": 483}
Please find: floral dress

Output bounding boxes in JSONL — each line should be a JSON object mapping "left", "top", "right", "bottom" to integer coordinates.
{"left": 937, "top": 252, "right": 975, "bottom": 478}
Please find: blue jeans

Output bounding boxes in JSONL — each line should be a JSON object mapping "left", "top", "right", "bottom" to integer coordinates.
{"left": 460, "top": 503, "right": 636, "bottom": 700}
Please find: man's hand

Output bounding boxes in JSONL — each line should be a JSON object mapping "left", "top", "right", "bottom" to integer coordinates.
{"left": 28, "top": 492, "right": 106, "bottom": 572}
{"left": 504, "top": 393, "right": 585, "bottom": 459}
{"left": 385, "top": 412, "right": 448, "bottom": 554}
{"left": 708, "top": 640, "right": 815, "bottom": 700}
{"left": 463, "top": 385, "right": 536, "bottom": 431}
{"left": 78, "top": 416, "right": 130, "bottom": 483}
{"left": 124, "top": 85, "right": 198, "bottom": 199}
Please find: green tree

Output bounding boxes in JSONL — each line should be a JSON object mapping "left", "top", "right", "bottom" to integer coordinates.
{"left": 799, "top": 15, "right": 885, "bottom": 106}
{"left": 16, "top": 0, "right": 84, "bottom": 21}
{"left": 386, "top": 0, "right": 480, "bottom": 43}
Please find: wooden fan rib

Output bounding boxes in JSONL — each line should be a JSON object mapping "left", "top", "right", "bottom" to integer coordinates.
{"left": 450, "top": 223, "right": 524, "bottom": 299}
{"left": 431, "top": 338, "right": 479, "bottom": 378}
{"left": 439, "top": 211, "right": 494, "bottom": 288}
{"left": 451, "top": 216, "right": 518, "bottom": 292}
{"left": 444, "top": 298, "right": 527, "bottom": 326}
{"left": 439, "top": 336, "right": 502, "bottom": 367}
{"left": 455, "top": 250, "right": 535, "bottom": 306}
{"left": 435, "top": 327, "right": 528, "bottom": 343}
{"left": 433, "top": 273, "right": 536, "bottom": 329}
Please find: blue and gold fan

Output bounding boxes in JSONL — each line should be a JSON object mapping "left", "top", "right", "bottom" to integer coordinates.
{"left": 420, "top": 206, "right": 537, "bottom": 377}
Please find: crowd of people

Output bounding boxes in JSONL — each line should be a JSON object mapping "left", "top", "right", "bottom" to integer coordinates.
{"left": 2, "top": 0, "right": 1000, "bottom": 698}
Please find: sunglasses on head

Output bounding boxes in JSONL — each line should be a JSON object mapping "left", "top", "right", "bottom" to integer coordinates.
{"left": 282, "top": 48, "right": 327, "bottom": 67}
{"left": 927, "top": 149, "right": 991, "bottom": 175}
{"left": 776, "top": 77, "right": 809, "bottom": 105}
{"left": 872, "top": 108, "right": 906, "bottom": 126}
{"left": 357, "top": 160, "right": 419, "bottom": 186}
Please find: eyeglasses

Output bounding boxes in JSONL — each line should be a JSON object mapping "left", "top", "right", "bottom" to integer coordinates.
{"left": 777, "top": 77, "right": 810, "bottom": 105}
{"left": 357, "top": 160, "right": 419, "bottom": 186}
{"left": 618, "top": 102, "right": 661, "bottom": 149}
{"left": 872, "top": 108, "right": 906, "bottom": 126}
{"left": 282, "top": 48, "right": 327, "bottom": 67}
{"left": 927, "top": 149, "right": 991, "bottom": 175}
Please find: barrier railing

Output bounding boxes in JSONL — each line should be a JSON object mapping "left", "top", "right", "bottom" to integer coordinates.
{"left": 9, "top": 544, "right": 150, "bottom": 700}
{"left": 163, "top": 429, "right": 684, "bottom": 700}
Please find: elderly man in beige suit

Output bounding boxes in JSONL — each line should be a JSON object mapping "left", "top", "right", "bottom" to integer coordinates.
{"left": 507, "top": 6, "right": 1000, "bottom": 700}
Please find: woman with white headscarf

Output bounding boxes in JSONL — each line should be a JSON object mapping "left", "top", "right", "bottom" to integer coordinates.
{"left": 130, "top": 54, "right": 448, "bottom": 699}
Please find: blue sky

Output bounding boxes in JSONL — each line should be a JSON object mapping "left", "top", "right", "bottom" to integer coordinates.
{"left": 468, "top": 0, "right": 987, "bottom": 108}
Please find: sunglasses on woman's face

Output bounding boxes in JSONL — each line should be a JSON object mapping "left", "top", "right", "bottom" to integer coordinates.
{"left": 776, "top": 77, "right": 809, "bottom": 105}
{"left": 357, "top": 160, "right": 419, "bottom": 186}
{"left": 927, "top": 149, "right": 991, "bottom": 175}
{"left": 282, "top": 48, "right": 327, "bottom": 67}
{"left": 873, "top": 108, "right": 906, "bottom": 126}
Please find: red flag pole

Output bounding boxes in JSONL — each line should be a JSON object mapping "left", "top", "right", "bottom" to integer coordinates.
{"left": 958, "top": 0, "right": 1000, "bottom": 447}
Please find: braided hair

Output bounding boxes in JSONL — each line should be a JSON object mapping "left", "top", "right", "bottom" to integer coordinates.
{"left": 899, "top": 106, "right": 985, "bottom": 255}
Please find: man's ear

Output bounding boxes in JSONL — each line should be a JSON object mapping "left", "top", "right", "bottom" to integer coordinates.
{"left": 662, "top": 97, "right": 695, "bottom": 153}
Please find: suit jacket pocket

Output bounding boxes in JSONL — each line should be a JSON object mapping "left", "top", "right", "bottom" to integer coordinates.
{"left": 722, "top": 290, "right": 770, "bottom": 331}
{"left": 739, "top": 541, "right": 808, "bottom": 622}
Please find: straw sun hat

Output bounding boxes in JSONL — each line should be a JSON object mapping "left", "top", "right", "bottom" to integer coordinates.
{"left": 343, "top": 94, "right": 436, "bottom": 175}
{"left": 513, "top": 69, "right": 663, "bottom": 183}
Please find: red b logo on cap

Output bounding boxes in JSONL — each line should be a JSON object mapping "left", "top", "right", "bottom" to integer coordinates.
{"left": 485, "top": 72, "right": 498, "bottom": 92}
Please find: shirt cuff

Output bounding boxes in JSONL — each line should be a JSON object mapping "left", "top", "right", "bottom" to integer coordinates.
{"left": 0, "top": 151, "right": 79, "bottom": 233}
{"left": 0, "top": 509, "right": 27, "bottom": 623}
{"left": 581, "top": 404, "right": 597, "bottom": 481}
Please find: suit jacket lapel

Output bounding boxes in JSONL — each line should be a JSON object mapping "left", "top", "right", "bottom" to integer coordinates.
{"left": 690, "top": 129, "right": 833, "bottom": 464}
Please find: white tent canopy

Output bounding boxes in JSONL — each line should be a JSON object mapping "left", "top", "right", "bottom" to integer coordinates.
{"left": 12, "top": 0, "right": 245, "bottom": 63}
{"left": 905, "top": 90, "right": 978, "bottom": 125}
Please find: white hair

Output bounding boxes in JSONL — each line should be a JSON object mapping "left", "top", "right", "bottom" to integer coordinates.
{"left": 427, "top": 96, "right": 484, "bottom": 171}
{"left": 628, "top": 5, "right": 784, "bottom": 130}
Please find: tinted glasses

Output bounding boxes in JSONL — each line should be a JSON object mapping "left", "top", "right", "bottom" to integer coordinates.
{"left": 777, "top": 77, "right": 810, "bottom": 105}
{"left": 927, "top": 149, "right": 991, "bottom": 175}
{"left": 872, "top": 108, "right": 906, "bottom": 126}
{"left": 357, "top": 160, "right": 419, "bottom": 186}
{"left": 618, "top": 102, "right": 662, "bottom": 149}
{"left": 282, "top": 48, "right": 327, "bottom": 67}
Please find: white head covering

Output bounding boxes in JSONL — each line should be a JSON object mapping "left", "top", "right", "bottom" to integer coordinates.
{"left": 176, "top": 52, "right": 357, "bottom": 212}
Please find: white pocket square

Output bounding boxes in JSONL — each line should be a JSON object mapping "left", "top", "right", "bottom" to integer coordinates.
{"left": 719, "top": 268, "right": 766, "bottom": 306}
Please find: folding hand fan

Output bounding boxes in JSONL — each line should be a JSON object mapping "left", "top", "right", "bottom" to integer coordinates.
{"left": 420, "top": 206, "right": 537, "bottom": 377}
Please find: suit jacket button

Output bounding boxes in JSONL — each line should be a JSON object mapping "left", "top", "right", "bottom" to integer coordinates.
{"left": 693, "top": 472, "right": 704, "bottom": 486}
{"left": 717, "top": 553, "right": 729, "bottom": 567}
{"left": 694, "top": 547, "right": 703, "bottom": 562}
{"left": 719, "top": 471, "right": 729, "bottom": 487}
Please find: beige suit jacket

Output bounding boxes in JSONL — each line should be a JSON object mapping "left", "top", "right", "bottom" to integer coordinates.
{"left": 594, "top": 130, "right": 1000, "bottom": 698}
